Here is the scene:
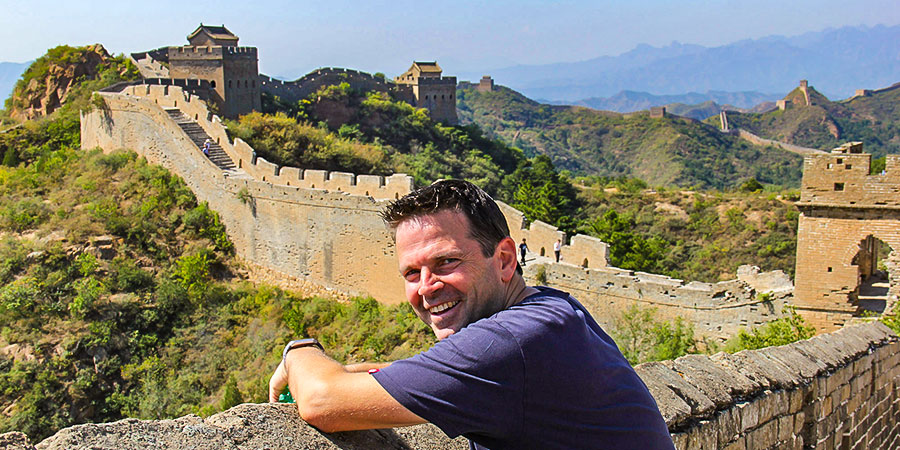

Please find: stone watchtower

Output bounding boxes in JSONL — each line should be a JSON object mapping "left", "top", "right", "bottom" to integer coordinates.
{"left": 167, "top": 24, "right": 261, "bottom": 118}
{"left": 394, "top": 62, "right": 458, "bottom": 125}
{"left": 794, "top": 142, "right": 900, "bottom": 332}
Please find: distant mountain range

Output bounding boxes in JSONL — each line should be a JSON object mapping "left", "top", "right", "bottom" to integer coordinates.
{"left": 545, "top": 90, "right": 779, "bottom": 119}
{"left": 0, "top": 62, "right": 29, "bottom": 105}
{"left": 458, "top": 25, "right": 900, "bottom": 106}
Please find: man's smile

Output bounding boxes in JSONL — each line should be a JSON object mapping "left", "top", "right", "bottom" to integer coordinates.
{"left": 428, "top": 300, "right": 460, "bottom": 315}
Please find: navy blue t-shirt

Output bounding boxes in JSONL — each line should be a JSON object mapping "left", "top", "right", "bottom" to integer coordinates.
{"left": 373, "top": 287, "right": 674, "bottom": 449}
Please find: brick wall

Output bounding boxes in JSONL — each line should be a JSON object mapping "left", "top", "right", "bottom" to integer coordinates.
{"left": 647, "top": 322, "right": 900, "bottom": 449}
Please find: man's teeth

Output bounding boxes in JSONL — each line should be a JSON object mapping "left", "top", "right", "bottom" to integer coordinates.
{"left": 429, "top": 301, "right": 459, "bottom": 314}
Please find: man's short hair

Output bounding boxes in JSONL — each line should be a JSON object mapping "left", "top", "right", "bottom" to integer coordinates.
{"left": 381, "top": 180, "right": 511, "bottom": 258}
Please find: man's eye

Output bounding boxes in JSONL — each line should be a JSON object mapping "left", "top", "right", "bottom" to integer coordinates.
{"left": 441, "top": 258, "right": 459, "bottom": 266}
{"left": 404, "top": 270, "right": 420, "bottom": 281}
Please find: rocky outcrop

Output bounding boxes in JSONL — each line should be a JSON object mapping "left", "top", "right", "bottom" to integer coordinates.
{"left": 8, "top": 44, "right": 120, "bottom": 121}
{"left": 0, "top": 403, "right": 466, "bottom": 450}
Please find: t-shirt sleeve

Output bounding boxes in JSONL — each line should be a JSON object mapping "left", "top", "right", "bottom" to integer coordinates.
{"left": 372, "top": 322, "right": 524, "bottom": 439}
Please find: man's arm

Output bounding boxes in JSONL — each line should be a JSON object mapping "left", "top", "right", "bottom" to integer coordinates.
{"left": 268, "top": 348, "right": 425, "bottom": 433}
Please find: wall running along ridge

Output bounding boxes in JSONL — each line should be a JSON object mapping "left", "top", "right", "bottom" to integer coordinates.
{"left": 3, "top": 323, "right": 897, "bottom": 449}
{"left": 81, "top": 85, "right": 791, "bottom": 338}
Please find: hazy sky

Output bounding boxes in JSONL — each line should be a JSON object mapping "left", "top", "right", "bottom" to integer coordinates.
{"left": 2, "top": 0, "right": 898, "bottom": 79}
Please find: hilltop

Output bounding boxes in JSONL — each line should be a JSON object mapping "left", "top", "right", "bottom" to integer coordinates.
{"left": 456, "top": 82, "right": 803, "bottom": 189}
{"left": 718, "top": 81, "right": 900, "bottom": 157}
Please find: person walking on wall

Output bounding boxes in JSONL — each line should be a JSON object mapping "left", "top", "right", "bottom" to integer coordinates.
{"left": 554, "top": 239, "right": 561, "bottom": 263}
{"left": 268, "top": 180, "right": 674, "bottom": 449}
{"left": 203, "top": 139, "right": 211, "bottom": 158}
{"left": 519, "top": 238, "right": 529, "bottom": 267}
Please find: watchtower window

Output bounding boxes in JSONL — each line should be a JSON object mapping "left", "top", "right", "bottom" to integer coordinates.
{"left": 210, "top": 80, "right": 216, "bottom": 88}
{"left": 846, "top": 164, "right": 852, "bottom": 170}
{"left": 834, "top": 183, "right": 844, "bottom": 191}
{"left": 837, "top": 158, "right": 843, "bottom": 164}
{"left": 827, "top": 267, "right": 833, "bottom": 272}
{"left": 827, "top": 163, "right": 833, "bottom": 169}
{"left": 228, "top": 80, "right": 232, "bottom": 88}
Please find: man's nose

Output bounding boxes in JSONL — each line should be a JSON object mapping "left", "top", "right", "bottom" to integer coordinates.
{"left": 417, "top": 267, "right": 444, "bottom": 297}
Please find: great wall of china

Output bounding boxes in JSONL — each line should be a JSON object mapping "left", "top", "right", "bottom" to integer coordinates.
{"left": 80, "top": 83, "right": 797, "bottom": 341}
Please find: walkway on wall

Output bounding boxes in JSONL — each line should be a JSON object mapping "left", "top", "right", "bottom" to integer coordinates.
{"left": 165, "top": 108, "right": 251, "bottom": 179}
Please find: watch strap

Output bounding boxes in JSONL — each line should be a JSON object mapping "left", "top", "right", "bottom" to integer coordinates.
{"left": 282, "top": 338, "right": 324, "bottom": 361}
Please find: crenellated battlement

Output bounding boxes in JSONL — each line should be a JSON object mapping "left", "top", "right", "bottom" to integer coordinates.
{"left": 118, "top": 84, "right": 412, "bottom": 201}
{"left": 258, "top": 68, "right": 393, "bottom": 105}
{"left": 798, "top": 142, "right": 900, "bottom": 208}
{"left": 169, "top": 45, "right": 258, "bottom": 60}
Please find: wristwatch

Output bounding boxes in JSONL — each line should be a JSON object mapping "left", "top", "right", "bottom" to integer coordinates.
{"left": 282, "top": 338, "right": 324, "bottom": 362}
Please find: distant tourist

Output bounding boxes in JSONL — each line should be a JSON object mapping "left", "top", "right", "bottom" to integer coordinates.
{"left": 269, "top": 180, "right": 673, "bottom": 449}
{"left": 203, "top": 139, "right": 211, "bottom": 158}
{"left": 519, "top": 238, "right": 529, "bottom": 266}
{"left": 554, "top": 239, "right": 561, "bottom": 262}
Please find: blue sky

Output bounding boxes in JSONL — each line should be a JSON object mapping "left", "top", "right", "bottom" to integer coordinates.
{"left": 1, "top": 0, "right": 898, "bottom": 79}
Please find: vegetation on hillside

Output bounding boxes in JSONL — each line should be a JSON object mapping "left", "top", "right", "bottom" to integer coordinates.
{"left": 456, "top": 83, "right": 804, "bottom": 189}
{"left": 576, "top": 177, "right": 799, "bottom": 281}
{"left": 718, "top": 84, "right": 900, "bottom": 158}
{"left": 0, "top": 140, "right": 434, "bottom": 440}
{"left": 229, "top": 84, "right": 582, "bottom": 232}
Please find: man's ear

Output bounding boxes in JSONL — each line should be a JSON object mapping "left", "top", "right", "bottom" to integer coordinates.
{"left": 495, "top": 237, "right": 518, "bottom": 283}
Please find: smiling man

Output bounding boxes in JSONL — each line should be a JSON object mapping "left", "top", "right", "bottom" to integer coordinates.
{"left": 269, "top": 180, "right": 673, "bottom": 449}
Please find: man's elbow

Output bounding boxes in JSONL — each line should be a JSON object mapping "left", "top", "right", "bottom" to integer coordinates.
{"left": 295, "top": 382, "right": 345, "bottom": 433}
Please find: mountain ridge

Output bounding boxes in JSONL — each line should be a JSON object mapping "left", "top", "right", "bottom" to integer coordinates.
{"left": 459, "top": 25, "right": 900, "bottom": 103}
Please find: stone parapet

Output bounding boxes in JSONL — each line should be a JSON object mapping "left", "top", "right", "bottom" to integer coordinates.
{"left": 6, "top": 323, "right": 896, "bottom": 449}
{"left": 526, "top": 261, "right": 792, "bottom": 341}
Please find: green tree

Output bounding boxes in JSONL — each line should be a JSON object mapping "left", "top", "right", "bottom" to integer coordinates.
{"left": 584, "top": 210, "right": 668, "bottom": 273}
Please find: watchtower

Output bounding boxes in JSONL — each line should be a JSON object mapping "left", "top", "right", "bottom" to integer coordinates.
{"left": 394, "top": 61, "right": 458, "bottom": 125}
{"left": 794, "top": 142, "right": 900, "bottom": 332}
{"left": 166, "top": 24, "right": 261, "bottom": 118}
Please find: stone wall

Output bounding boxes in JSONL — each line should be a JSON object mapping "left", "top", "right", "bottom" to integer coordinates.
{"left": 524, "top": 262, "right": 792, "bottom": 341}
{"left": 259, "top": 67, "right": 393, "bottom": 104}
{"left": 6, "top": 323, "right": 897, "bottom": 450}
{"left": 82, "top": 87, "right": 409, "bottom": 303}
{"left": 82, "top": 85, "right": 795, "bottom": 331}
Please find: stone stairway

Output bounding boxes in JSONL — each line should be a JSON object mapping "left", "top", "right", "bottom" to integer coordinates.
{"left": 165, "top": 108, "right": 250, "bottom": 178}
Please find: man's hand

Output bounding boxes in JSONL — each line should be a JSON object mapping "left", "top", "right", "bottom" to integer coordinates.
{"left": 268, "top": 359, "right": 289, "bottom": 402}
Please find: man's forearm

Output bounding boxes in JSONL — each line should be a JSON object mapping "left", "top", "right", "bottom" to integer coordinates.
{"left": 280, "top": 348, "right": 423, "bottom": 432}
{"left": 344, "top": 362, "right": 391, "bottom": 373}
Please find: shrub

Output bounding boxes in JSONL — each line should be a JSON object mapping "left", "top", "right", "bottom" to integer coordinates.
{"left": 723, "top": 308, "right": 814, "bottom": 352}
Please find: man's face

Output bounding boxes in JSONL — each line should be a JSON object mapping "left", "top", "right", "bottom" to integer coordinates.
{"left": 395, "top": 210, "right": 507, "bottom": 340}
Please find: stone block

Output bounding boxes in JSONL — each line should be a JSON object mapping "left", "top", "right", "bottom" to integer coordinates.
{"left": 736, "top": 401, "right": 759, "bottom": 433}
{"left": 722, "top": 436, "right": 746, "bottom": 450}
{"left": 636, "top": 362, "right": 714, "bottom": 424}
{"left": 710, "top": 351, "right": 797, "bottom": 390}
{"left": 777, "top": 414, "right": 794, "bottom": 442}
{"left": 746, "top": 419, "right": 778, "bottom": 449}
{"left": 757, "top": 345, "right": 823, "bottom": 382}
{"left": 633, "top": 362, "right": 695, "bottom": 427}
{"left": 714, "top": 408, "right": 740, "bottom": 447}
{"left": 670, "top": 432, "right": 689, "bottom": 450}
{"left": 671, "top": 355, "right": 760, "bottom": 409}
